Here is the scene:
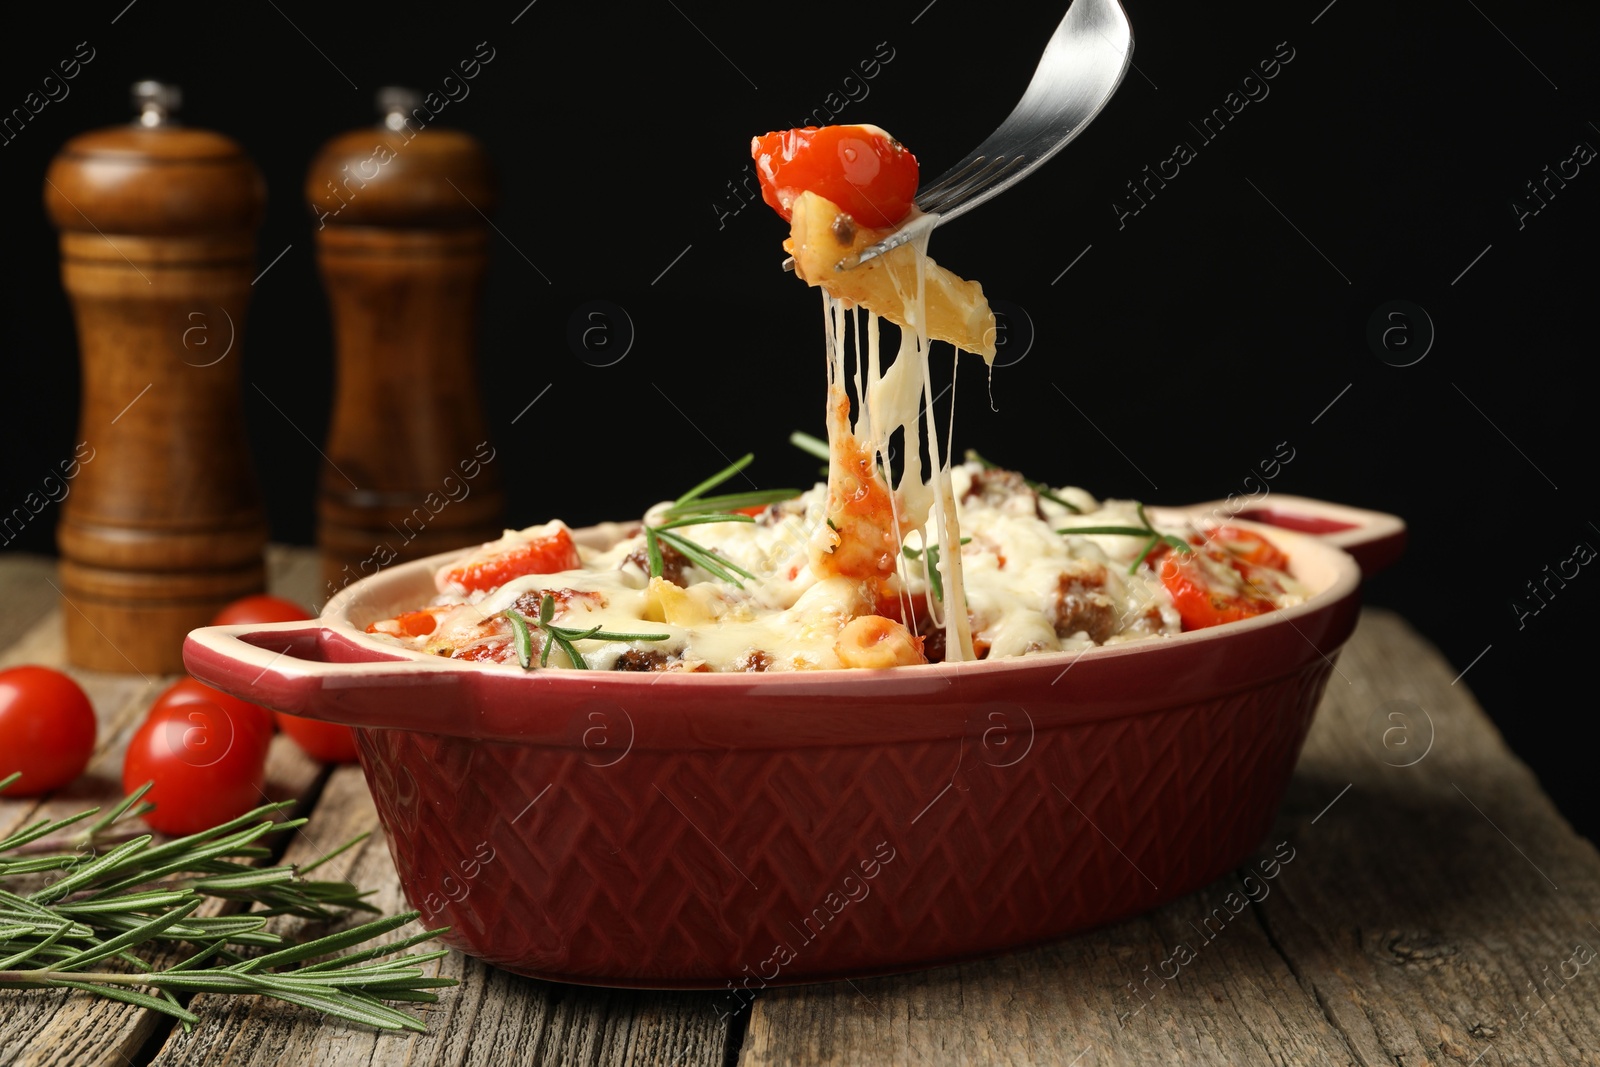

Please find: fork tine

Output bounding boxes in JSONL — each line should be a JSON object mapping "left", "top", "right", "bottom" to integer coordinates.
{"left": 782, "top": 0, "right": 1134, "bottom": 272}
{"left": 915, "top": 155, "right": 990, "bottom": 205}
{"left": 919, "top": 156, "right": 1027, "bottom": 214}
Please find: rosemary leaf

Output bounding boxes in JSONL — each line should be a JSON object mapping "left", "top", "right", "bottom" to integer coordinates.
{"left": 550, "top": 633, "right": 586, "bottom": 669}
{"left": 662, "top": 489, "right": 796, "bottom": 519}
{"left": 0, "top": 809, "right": 100, "bottom": 856}
{"left": 0, "top": 789, "right": 455, "bottom": 1032}
{"left": 1057, "top": 525, "right": 1162, "bottom": 538}
{"left": 1059, "top": 503, "right": 1194, "bottom": 575}
{"left": 657, "top": 531, "right": 759, "bottom": 587}
{"left": 789, "top": 431, "right": 830, "bottom": 462}
{"left": 52, "top": 897, "right": 202, "bottom": 969}
{"left": 298, "top": 832, "right": 370, "bottom": 876}
{"left": 674, "top": 453, "right": 754, "bottom": 506}
{"left": 502, "top": 608, "right": 534, "bottom": 670}
{"left": 54, "top": 979, "right": 201, "bottom": 1024}
{"left": 656, "top": 513, "right": 758, "bottom": 531}
{"left": 645, "top": 528, "right": 665, "bottom": 581}
{"left": 231, "top": 911, "right": 428, "bottom": 973}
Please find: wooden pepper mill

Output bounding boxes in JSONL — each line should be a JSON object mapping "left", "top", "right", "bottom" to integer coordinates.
{"left": 307, "top": 87, "right": 505, "bottom": 598}
{"left": 45, "top": 81, "right": 268, "bottom": 673}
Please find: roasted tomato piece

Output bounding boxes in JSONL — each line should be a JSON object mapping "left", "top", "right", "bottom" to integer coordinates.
{"left": 441, "top": 525, "right": 581, "bottom": 593}
{"left": 1200, "top": 525, "right": 1290, "bottom": 573}
{"left": 751, "top": 125, "right": 919, "bottom": 228}
{"left": 1157, "top": 548, "right": 1279, "bottom": 631}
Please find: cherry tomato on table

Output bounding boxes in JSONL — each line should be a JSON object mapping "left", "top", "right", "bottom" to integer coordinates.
{"left": 205, "top": 592, "right": 360, "bottom": 762}
{"left": 211, "top": 594, "right": 316, "bottom": 626}
{"left": 123, "top": 700, "right": 270, "bottom": 835}
{"left": 751, "top": 125, "right": 919, "bottom": 228}
{"left": 274, "top": 712, "right": 360, "bottom": 764}
{"left": 152, "top": 677, "right": 276, "bottom": 748}
{"left": 0, "top": 666, "right": 96, "bottom": 796}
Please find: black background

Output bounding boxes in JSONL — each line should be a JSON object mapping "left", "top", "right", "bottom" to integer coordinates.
{"left": 2, "top": 3, "right": 1594, "bottom": 837}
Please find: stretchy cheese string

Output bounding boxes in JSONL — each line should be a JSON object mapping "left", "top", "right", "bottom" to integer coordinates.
{"left": 818, "top": 227, "right": 976, "bottom": 663}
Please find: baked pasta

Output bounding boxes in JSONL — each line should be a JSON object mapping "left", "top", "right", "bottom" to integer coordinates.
{"left": 363, "top": 459, "right": 1307, "bottom": 671}
{"left": 363, "top": 125, "right": 1306, "bottom": 671}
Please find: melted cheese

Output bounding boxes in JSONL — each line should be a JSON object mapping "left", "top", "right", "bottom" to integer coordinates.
{"left": 361, "top": 464, "right": 1309, "bottom": 671}
{"left": 363, "top": 169, "right": 1309, "bottom": 671}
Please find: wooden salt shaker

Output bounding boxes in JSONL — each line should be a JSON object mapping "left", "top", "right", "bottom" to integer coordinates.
{"left": 45, "top": 82, "right": 268, "bottom": 673}
{"left": 306, "top": 88, "right": 505, "bottom": 597}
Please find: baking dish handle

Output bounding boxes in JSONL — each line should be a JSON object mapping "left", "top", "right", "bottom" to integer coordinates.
{"left": 1174, "top": 494, "right": 1406, "bottom": 577}
{"left": 183, "top": 621, "right": 481, "bottom": 727}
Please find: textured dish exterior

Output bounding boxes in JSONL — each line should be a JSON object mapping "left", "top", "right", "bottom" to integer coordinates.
{"left": 186, "top": 517, "right": 1368, "bottom": 987}
{"left": 356, "top": 659, "right": 1335, "bottom": 986}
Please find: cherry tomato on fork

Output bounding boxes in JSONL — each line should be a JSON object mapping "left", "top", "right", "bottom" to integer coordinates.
{"left": 751, "top": 125, "right": 920, "bottom": 227}
{"left": 0, "top": 666, "right": 96, "bottom": 796}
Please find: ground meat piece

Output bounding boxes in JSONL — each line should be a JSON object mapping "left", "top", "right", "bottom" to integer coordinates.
{"left": 1122, "top": 603, "right": 1167, "bottom": 636}
{"left": 910, "top": 613, "right": 986, "bottom": 663}
{"left": 622, "top": 539, "right": 691, "bottom": 586}
{"left": 962, "top": 467, "right": 1046, "bottom": 521}
{"left": 735, "top": 649, "right": 772, "bottom": 672}
{"left": 1050, "top": 563, "right": 1119, "bottom": 644}
{"left": 611, "top": 648, "right": 669, "bottom": 672}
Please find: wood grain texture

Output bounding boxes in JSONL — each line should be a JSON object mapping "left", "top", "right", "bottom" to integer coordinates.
{"left": 6, "top": 547, "right": 1598, "bottom": 1067}
{"left": 307, "top": 125, "right": 504, "bottom": 596}
{"left": 0, "top": 556, "right": 60, "bottom": 653}
{"left": 148, "top": 766, "right": 733, "bottom": 1067}
{"left": 0, "top": 550, "right": 323, "bottom": 1067}
{"left": 45, "top": 119, "right": 268, "bottom": 672}
{"left": 742, "top": 610, "right": 1600, "bottom": 1066}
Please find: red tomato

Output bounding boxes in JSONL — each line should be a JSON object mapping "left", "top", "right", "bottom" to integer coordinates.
{"left": 274, "top": 712, "right": 360, "bottom": 764}
{"left": 441, "top": 527, "right": 582, "bottom": 593}
{"left": 0, "top": 666, "right": 97, "bottom": 796}
{"left": 210, "top": 594, "right": 314, "bottom": 626}
{"left": 1157, "top": 548, "right": 1278, "bottom": 631}
{"left": 751, "top": 125, "right": 919, "bottom": 227}
{"left": 396, "top": 611, "right": 438, "bottom": 636}
{"left": 123, "top": 701, "right": 270, "bottom": 835}
{"left": 152, "top": 677, "right": 276, "bottom": 746}
{"left": 1200, "top": 526, "right": 1291, "bottom": 572}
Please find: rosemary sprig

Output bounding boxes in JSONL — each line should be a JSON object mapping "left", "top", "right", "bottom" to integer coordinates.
{"left": 789, "top": 431, "right": 831, "bottom": 478}
{"left": 902, "top": 539, "right": 972, "bottom": 603}
{"left": 1059, "top": 502, "right": 1193, "bottom": 575}
{"left": 644, "top": 454, "right": 796, "bottom": 590}
{"left": 965, "top": 450, "right": 1083, "bottom": 513}
{"left": 0, "top": 775, "right": 453, "bottom": 1032}
{"left": 503, "top": 595, "right": 669, "bottom": 670}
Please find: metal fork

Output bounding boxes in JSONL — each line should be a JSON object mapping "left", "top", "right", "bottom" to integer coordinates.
{"left": 787, "top": 0, "right": 1133, "bottom": 272}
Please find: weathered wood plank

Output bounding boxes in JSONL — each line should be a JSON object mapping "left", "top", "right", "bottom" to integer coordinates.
{"left": 0, "top": 555, "right": 59, "bottom": 654}
{"left": 0, "top": 550, "right": 327, "bottom": 1067}
{"left": 1253, "top": 610, "right": 1600, "bottom": 1067}
{"left": 742, "top": 609, "right": 1600, "bottom": 1066}
{"left": 148, "top": 766, "right": 735, "bottom": 1067}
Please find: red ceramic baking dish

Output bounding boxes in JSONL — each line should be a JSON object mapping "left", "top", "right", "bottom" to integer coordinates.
{"left": 184, "top": 494, "right": 1403, "bottom": 988}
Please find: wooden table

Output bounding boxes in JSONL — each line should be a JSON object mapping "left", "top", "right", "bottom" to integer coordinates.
{"left": 3, "top": 548, "right": 1598, "bottom": 1066}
